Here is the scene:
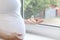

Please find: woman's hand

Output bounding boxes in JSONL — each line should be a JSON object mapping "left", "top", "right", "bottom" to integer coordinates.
{"left": 5, "top": 33, "right": 23, "bottom": 40}
{"left": 0, "top": 32, "right": 22, "bottom": 40}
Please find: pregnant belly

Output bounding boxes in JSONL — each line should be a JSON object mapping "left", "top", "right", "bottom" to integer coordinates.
{"left": 0, "top": 13, "right": 24, "bottom": 34}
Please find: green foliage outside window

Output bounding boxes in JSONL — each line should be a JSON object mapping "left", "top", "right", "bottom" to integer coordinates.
{"left": 24, "top": 0, "right": 57, "bottom": 19}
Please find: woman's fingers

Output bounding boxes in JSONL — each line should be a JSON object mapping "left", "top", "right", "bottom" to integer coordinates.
{"left": 11, "top": 33, "right": 22, "bottom": 36}
{"left": 7, "top": 35, "right": 22, "bottom": 40}
{"left": 5, "top": 33, "right": 23, "bottom": 40}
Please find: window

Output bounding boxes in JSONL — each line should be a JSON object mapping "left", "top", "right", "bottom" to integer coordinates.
{"left": 23, "top": 0, "right": 60, "bottom": 39}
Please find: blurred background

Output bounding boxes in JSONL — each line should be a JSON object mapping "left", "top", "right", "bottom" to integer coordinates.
{"left": 23, "top": 0, "right": 60, "bottom": 40}
{"left": 23, "top": 0, "right": 60, "bottom": 19}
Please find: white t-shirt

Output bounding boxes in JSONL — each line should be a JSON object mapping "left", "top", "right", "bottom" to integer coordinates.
{"left": 0, "top": 0, "right": 25, "bottom": 39}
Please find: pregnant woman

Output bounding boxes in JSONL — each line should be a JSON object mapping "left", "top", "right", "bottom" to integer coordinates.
{"left": 0, "top": 0, "right": 25, "bottom": 40}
